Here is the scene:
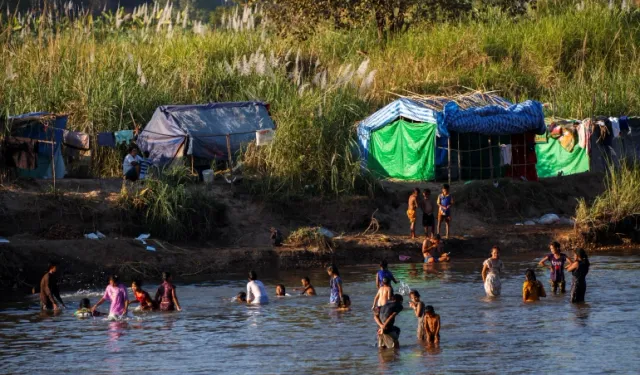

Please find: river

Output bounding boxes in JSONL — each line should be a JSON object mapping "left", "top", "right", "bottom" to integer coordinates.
{"left": 1, "top": 253, "right": 639, "bottom": 374}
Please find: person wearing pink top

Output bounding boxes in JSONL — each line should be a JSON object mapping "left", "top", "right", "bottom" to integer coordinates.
{"left": 92, "top": 275, "right": 129, "bottom": 319}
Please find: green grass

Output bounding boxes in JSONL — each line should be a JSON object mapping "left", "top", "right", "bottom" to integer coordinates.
{"left": 118, "top": 166, "right": 226, "bottom": 241}
{"left": 575, "top": 160, "right": 640, "bottom": 230}
{"left": 2, "top": 1, "right": 640, "bottom": 196}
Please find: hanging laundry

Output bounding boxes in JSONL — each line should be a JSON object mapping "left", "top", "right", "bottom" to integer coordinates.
{"left": 609, "top": 117, "right": 620, "bottom": 138}
{"left": 559, "top": 128, "right": 577, "bottom": 152}
{"left": 97, "top": 132, "right": 116, "bottom": 148}
{"left": 499, "top": 144, "right": 512, "bottom": 166}
{"left": 619, "top": 116, "right": 630, "bottom": 135}
{"left": 577, "top": 119, "right": 591, "bottom": 153}
{"left": 3, "top": 137, "right": 37, "bottom": 169}
{"left": 63, "top": 130, "right": 90, "bottom": 150}
{"left": 114, "top": 130, "right": 134, "bottom": 146}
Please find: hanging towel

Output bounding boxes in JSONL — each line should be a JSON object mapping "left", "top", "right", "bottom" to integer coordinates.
{"left": 500, "top": 144, "right": 512, "bottom": 166}
{"left": 609, "top": 117, "right": 620, "bottom": 138}
{"left": 114, "top": 130, "right": 134, "bottom": 146}
{"left": 97, "top": 132, "right": 116, "bottom": 148}
{"left": 63, "top": 130, "right": 90, "bottom": 150}
{"left": 578, "top": 120, "right": 589, "bottom": 150}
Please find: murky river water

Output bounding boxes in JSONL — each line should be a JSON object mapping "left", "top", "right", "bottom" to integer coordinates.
{"left": 1, "top": 253, "right": 640, "bottom": 374}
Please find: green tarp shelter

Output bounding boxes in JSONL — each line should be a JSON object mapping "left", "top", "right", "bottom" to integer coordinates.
{"left": 367, "top": 119, "right": 437, "bottom": 180}
{"left": 535, "top": 136, "right": 589, "bottom": 178}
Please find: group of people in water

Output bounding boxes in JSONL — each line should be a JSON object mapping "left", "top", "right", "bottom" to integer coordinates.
{"left": 40, "top": 264, "right": 181, "bottom": 319}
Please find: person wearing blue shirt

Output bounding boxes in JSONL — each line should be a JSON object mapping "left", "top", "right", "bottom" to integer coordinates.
{"left": 376, "top": 260, "right": 398, "bottom": 290}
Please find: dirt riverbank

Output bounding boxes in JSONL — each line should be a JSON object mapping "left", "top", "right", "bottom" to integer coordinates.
{"left": 0, "top": 173, "right": 627, "bottom": 293}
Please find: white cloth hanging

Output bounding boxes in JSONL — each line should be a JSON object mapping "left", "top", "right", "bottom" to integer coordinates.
{"left": 499, "top": 144, "right": 512, "bottom": 166}
{"left": 610, "top": 117, "right": 620, "bottom": 138}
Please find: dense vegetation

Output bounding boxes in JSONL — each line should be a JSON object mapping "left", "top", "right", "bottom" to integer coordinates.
{"left": 1, "top": 0, "right": 640, "bottom": 196}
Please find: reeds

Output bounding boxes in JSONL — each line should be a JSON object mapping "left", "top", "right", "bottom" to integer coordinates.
{"left": 1, "top": 1, "right": 640, "bottom": 196}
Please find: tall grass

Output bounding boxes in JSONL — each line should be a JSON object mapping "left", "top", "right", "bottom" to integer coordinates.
{"left": 1, "top": 1, "right": 640, "bottom": 195}
{"left": 119, "top": 165, "right": 226, "bottom": 241}
{"left": 575, "top": 160, "right": 640, "bottom": 229}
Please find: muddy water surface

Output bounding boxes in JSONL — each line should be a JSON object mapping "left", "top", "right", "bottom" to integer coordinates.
{"left": 1, "top": 253, "right": 639, "bottom": 374}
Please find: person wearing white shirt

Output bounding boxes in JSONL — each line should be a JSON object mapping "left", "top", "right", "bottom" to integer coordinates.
{"left": 123, "top": 147, "right": 140, "bottom": 181}
{"left": 246, "top": 271, "right": 269, "bottom": 305}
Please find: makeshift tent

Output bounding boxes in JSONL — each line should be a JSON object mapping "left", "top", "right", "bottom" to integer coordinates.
{"left": 358, "top": 93, "right": 546, "bottom": 181}
{"left": 4, "top": 112, "right": 67, "bottom": 179}
{"left": 137, "top": 101, "right": 275, "bottom": 165}
{"left": 358, "top": 98, "right": 441, "bottom": 180}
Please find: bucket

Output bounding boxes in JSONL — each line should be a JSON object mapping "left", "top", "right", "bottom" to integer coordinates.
{"left": 202, "top": 169, "right": 214, "bottom": 184}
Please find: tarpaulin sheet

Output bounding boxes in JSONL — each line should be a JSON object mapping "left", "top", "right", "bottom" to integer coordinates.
{"left": 367, "top": 119, "right": 436, "bottom": 180}
{"left": 536, "top": 136, "right": 589, "bottom": 178}
{"left": 137, "top": 101, "right": 275, "bottom": 165}
{"left": 443, "top": 100, "right": 546, "bottom": 135}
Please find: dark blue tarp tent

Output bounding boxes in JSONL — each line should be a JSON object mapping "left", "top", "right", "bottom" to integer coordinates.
{"left": 137, "top": 101, "right": 275, "bottom": 165}
{"left": 8, "top": 112, "right": 67, "bottom": 179}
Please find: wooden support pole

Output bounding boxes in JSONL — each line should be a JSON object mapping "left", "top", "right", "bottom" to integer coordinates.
{"left": 447, "top": 137, "right": 451, "bottom": 185}
{"left": 226, "top": 134, "right": 233, "bottom": 171}
{"left": 191, "top": 155, "right": 194, "bottom": 175}
{"left": 489, "top": 136, "right": 494, "bottom": 180}
{"left": 457, "top": 133, "right": 461, "bottom": 182}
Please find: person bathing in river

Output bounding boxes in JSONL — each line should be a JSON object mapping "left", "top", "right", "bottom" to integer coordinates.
{"left": 155, "top": 272, "right": 182, "bottom": 311}
{"left": 482, "top": 246, "right": 504, "bottom": 297}
{"left": 246, "top": 271, "right": 269, "bottom": 305}
{"left": 327, "top": 265, "right": 343, "bottom": 305}
{"left": 129, "top": 280, "right": 156, "bottom": 311}
{"left": 40, "top": 261, "right": 65, "bottom": 311}
{"left": 236, "top": 292, "right": 247, "bottom": 303}
{"left": 422, "top": 189, "right": 435, "bottom": 237}
{"left": 538, "top": 241, "right": 573, "bottom": 294}
{"left": 566, "top": 248, "right": 590, "bottom": 304}
{"left": 294, "top": 277, "right": 316, "bottom": 296}
{"left": 422, "top": 234, "right": 450, "bottom": 264}
{"left": 92, "top": 275, "right": 129, "bottom": 319}
{"left": 374, "top": 294, "right": 404, "bottom": 349}
{"left": 376, "top": 260, "right": 397, "bottom": 290}
{"left": 275, "top": 284, "right": 287, "bottom": 297}
{"left": 423, "top": 305, "right": 440, "bottom": 344}
{"left": 74, "top": 298, "right": 101, "bottom": 318}
{"left": 407, "top": 188, "right": 420, "bottom": 239}
{"left": 372, "top": 278, "right": 393, "bottom": 311}
{"left": 409, "top": 290, "right": 426, "bottom": 341}
{"left": 437, "top": 184, "right": 453, "bottom": 239}
{"left": 522, "top": 269, "right": 546, "bottom": 302}
{"left": 337, "top": 295, "right": 351, "bottom": 311}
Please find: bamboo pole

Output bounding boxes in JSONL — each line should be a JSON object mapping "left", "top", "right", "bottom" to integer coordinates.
{"left": 457, "top": 133, "right": 461, "bottom": 182}
{"left": 226, "top": 134, "right": 233, "bottom": 170}
{"left": 447, "top": 137, "right": 451, "bottom": 185}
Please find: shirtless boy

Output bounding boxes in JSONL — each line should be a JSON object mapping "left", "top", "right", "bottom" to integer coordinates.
{"left": 424, "top": 305, "right": 440, "bottom": 344}
{"left": 421, "top": 189, "right": 435, "bottom": 237}
{"left": 372, "top": 278, "right": 393, "bottom": 311}
{"left": 407, "top": 188, "right": 420, "bottom": 239}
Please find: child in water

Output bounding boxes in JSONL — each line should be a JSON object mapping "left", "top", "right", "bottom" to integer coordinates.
{"left": 275, "top": 284, "right": 287, "bottom": 297}
{"left": 423, "top": 305, "right": 440, "bottom": 344}
{"left": 337, "top": 295, "right": 351, "bottom": 311}
{"left": 129, "top": 280, "right": 156, "bottom": 311}
{"left": 372, "top": 278, "right": 393, "bottom": 311}
{"left": 236, "top": 292, "right": 247, "bottom": 303}
{"left": 522, "top": 269, "right": 547, "bottom": 302}
{"left": 376, "top": 260, "right": 397, "bottom": 290}
{"left": 409, "top": 290, "right": 426, "bottom": 341}
{"left": 74, "top": 298, "right": 101, "bottom": 318}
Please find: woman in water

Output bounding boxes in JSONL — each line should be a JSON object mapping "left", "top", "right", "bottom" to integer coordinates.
{"left": 538, "top": 241, "right": 573, "bottom": 294}
{"left": 376, "top": 260, "right": 397, "bottom": 290}
{"left": 129, "top": 280, "right": 156, "bottom": 311}
{"left": 566, "top": 248, "right": 590, "bottom": 303}
{"left": 337, "top": 295, "right": 351, "bottom": 311}
{"left": 482, "top": 246, "right": 504, "bottom": 297}
{"left": 275, "top": 284, "right": 287, "bottom": 297}
{"left": 92, "top": 275, "right": 129, "bottom": 319}
{"left": 246, "top": 270, "right": 269, "bottom": 305}
{"left": 522, "top": 269, "right": 546, "bottom": 302}
{"left": 409, "top": 290, "right": 426, "bottom": 341}
{"left": 327, "top": 265, "right": 343, "bottom": 305}
{"left": 155, "top": 272, "right": 182, "bottom": 311}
